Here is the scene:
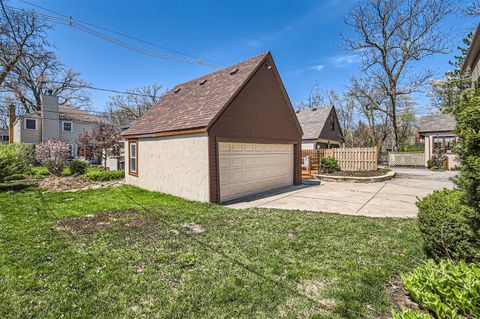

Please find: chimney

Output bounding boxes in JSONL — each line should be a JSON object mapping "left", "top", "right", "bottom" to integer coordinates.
{"left": 41, "top": 94, "right": 60, "bottom": 141}
{"left": 8, "top": 104, "right": 15, "bottom": 143}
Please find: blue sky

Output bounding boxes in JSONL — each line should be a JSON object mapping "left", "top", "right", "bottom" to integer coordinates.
{"left": 11, "top": 0, "right": 478, "bottom": 114}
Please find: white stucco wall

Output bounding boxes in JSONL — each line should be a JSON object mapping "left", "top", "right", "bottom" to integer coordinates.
{"left": 423, "top": 133, "right": 459, "bottom": 170}
{"left": 125, "top": 133, "right": 210, "bottom": 202}
{"left": 302, "top": 140, "right": 315, "bottom": 150}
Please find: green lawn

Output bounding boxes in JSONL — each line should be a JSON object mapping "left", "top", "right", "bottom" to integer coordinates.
{"left": 0, "top": 184, "right": 425, "bottom": 318}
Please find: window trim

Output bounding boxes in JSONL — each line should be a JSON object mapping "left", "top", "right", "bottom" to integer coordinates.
{"left": 24, "top": 118, "right": 37, "bottom": 130}
{"left": 128, "top": 140, "right": 138, "bottom": 176}
{"left": 62, "top": 121, "right": 74, "bottom": 132}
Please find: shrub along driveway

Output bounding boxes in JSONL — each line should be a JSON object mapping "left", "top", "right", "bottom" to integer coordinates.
{"left": 227, "top": 168, "right": 456, "bottom": 218}
{"left": 0, "top": 184, "right": 424, "bottom": 318}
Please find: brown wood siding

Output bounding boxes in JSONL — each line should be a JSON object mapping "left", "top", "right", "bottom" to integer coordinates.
{"left": 208, "top": 57, "right": 302, "bottom": 203}
{"left": 319, "top": 107, "right": 344, "bottom": 143}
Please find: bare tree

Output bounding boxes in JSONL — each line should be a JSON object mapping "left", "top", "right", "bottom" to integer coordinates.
{"left": 0, "top": 2, "right": 48, "bottom": 87}
{"left": 465, "top": 0, "right": 480, "bottom": 16}
{"left": 107, "top": 83, "right": 163, "bottom": 126}
{"left": 348, "top": 76, "right": 391, "bottom": 148}
{"left": 77, "top": 123, "right": 121, "bottom": 169}
{"left": 343, "top": 0, "right": 452, "bottom": 150}
{"left": 3, "top": 48, "right": 91, "bottom": 112}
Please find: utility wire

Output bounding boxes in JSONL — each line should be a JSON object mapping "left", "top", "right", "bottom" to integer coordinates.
{"left": 18, "top": 0, "right": 214, "bottom": 63}
{"left": 3, "top": 75, "right": 162, "bottom": 98}
{"left": 5, "top": 5, "right": 221, "bottom": 68}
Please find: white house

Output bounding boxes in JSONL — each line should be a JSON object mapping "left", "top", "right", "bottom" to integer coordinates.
{"left": 13, "top": 94, "right": 102, "bottom": 158}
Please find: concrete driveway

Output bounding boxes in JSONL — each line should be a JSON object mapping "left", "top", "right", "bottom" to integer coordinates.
{"left": 226, "top": 168, "right": 456, "bottom": 218}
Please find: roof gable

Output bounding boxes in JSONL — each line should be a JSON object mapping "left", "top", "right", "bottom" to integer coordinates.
{"left": 122, "top": 52, "right": 270, "bottom": 137}
{"left": 296, "top": 106, "right": 334, "bottom": 139}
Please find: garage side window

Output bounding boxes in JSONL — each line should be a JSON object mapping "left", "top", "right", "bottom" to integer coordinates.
{"left": 129, "top": 141, "right": 138, "bottom": 176}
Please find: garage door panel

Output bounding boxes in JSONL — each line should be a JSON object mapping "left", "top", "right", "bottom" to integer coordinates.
{"left": 219, "top": 142, "right": 294, "bottom": 202}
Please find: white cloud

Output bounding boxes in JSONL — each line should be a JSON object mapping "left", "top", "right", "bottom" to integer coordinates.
{"left": 311, "top": 64, "right": 325, "bottom": 71}
{"left": 331, "top": 54, "right": 361, "bottom": 68}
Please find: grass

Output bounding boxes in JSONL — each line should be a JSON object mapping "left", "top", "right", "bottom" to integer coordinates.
{"left": 0, "top": 184, "right": 425, "bottom": 318}
{"left": 14, "top": 165, "right": 124, "bottom": 181}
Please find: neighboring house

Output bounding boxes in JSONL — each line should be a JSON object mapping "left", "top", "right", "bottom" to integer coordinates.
{"left": 418, "top": 114, "right": 458, "bottom": 170}
{"left": 122, "top": 52, "right": 303, "bottom": 203}
{"left": 463, "top": 24, "right": 480, "bottom": 84}
{"left": 13, "top": 94, "right": 102, "bottom": 158}
{"left": 0, "top": 128, "right": 9, "bottom": 143}
{"left": 295, "top": 106, "right": 343, "bottom": 150}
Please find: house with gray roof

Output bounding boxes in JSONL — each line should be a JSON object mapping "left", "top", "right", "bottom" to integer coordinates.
{"left": 418, "top": 113, "right": 458, "bottom": 170}
{"left": 295, "top": 106, "right": 343, "bottom": 150}
{"left": 13, "top": 94, "right": 102, "bottom": 158}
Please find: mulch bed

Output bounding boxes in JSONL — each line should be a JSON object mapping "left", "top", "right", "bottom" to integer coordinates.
{"left": 40, "top": 176, "right": 93, "bottom": 192}
{"left": 323, "top": 169, "right": 391, "bottom": 178}
{"left": 39, "top": 176, "right": 124, "bottom": 193}
{"left": 385, "top": 277, "right": 423, "bottom": 312}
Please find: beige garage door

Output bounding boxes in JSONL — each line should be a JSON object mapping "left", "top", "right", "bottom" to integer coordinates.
{"left": 219, "top": 142, "right": 294, "bottom": 202}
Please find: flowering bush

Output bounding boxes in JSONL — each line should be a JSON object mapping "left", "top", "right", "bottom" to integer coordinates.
{"left": 35, "top": 140, "right": 70, "bottom": 176}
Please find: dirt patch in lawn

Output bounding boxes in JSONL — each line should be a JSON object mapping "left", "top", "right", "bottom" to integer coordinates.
{"left": 184, "top": 223, "right": 205, "bottom": 234}
{"left": 297, "top": 280, "right": 336, "bottom": 311}
{"left": 55, "top": 209, "right": 147, "bottom": 235}
{"left": 40, "top": 176, "right": 92, "bottom": 192}
{"left": 386, "top": 277, "right": 422, "bottom": 311}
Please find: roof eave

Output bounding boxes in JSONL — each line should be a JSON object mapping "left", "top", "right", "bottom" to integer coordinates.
{"left": 462, "top": 24, "right": 480, "bottom": 71}
{"left": 122, "top": 127, "right": 208, "bottom": 139}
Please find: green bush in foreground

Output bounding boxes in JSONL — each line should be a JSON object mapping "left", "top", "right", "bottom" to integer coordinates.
{"left": 84, "top": 169, "right": 124, "bottom": 181}
{"left": 69, "top": 159, "right": 89, "bottom": 175}
{"left": 0, "top": 143, "right": 35, "bottom": 181}
{"left": 392, "top": 308, "right": 432, "bottom": 319}
{"left": 3, "top": 173, "right": 26, "bottom": 181}
{"left": 393, "top": 260, "right": 480, "bottom": 319}
{"left": 26, "top": 166, "right": 49, "bottom": 179}
{"left": 320, "top": 157, "right": 340, "bottom": 173}
{"left": 417, "top": 189, "right": 479, "bottom": 263}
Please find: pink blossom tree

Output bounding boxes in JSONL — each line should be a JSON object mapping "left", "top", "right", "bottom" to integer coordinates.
{"left": 77, "top": 124, "right": 120, "bottom": 169}
{"left": 35, "top": 140, "right": 70, "bottom": 176}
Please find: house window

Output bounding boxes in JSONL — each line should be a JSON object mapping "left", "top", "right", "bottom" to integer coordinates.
{"left": 25, "top": 119, "right": 37, "bottom": 130}
{"left": 434, "top": 136, "right": 456, "bottom": 154}
{"left": 62, "top": 121, "right": 73, "bottom": 132}
{"left": 330, "top": 115, "right": 335, "bottom": 131}
{"left": 129, "top": 141, "right": 138, "bottom": 176}
{"left": 444, "top": 137, "right": 456, "bottom": 154}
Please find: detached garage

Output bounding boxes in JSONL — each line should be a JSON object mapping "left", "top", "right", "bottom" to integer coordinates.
{"left": 122, "top": 52, "right": 303, "bottom": 203}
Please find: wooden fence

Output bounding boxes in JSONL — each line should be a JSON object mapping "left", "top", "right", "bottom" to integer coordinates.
{"left": 302, "top": 147, "right": 377, "bottom": 172}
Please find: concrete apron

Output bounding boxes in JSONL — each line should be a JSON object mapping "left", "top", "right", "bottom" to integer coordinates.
{"left": 225, "top": 172, "right": 454, "bottom": 218}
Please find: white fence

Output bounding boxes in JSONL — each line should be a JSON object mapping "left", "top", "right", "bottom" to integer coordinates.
{"left": 388, "top": 152, "right": 424, "bottom": 167}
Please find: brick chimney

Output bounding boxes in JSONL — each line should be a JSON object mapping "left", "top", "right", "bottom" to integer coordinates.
{"left": 8, "top": 104, "right": 15, "bottom": 143}
{"left": 41, "top": 91, "right": 60, "bottom": 141}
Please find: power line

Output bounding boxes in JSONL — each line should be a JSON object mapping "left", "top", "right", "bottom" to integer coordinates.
{"left": 3, "top": 75, "right": 162, "bottom": 98}
{"left": 18, "top": 0, "right": 214, "bottom": 63}
{"left": 5, "top": 5, "right": 221, "bottom": 68}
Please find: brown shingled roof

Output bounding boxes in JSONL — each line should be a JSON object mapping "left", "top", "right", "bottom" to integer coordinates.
{"left": 418, "top": 114, "right": 457, "bottom": 133}
{"left": 122, "top": 52, "right": 269, "bottom": 137}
